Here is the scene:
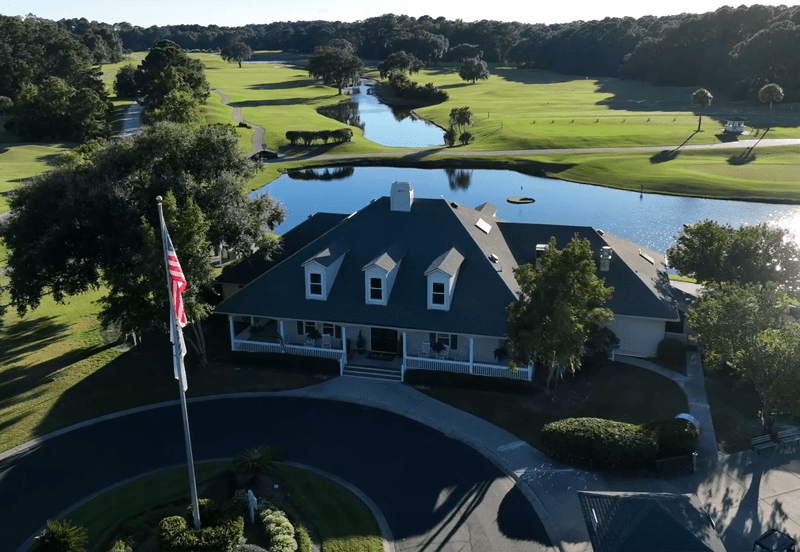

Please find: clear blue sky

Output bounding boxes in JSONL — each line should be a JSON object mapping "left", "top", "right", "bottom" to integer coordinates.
{"left": 0, "top": 0, "right": 790, "bottom": 27}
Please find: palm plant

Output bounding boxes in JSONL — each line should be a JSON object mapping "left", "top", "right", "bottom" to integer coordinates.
{"left": 33, "top": 520, "right": 88, "bottom": 552}
{"left": 691, "top": 88, "right": 713, "bottom": 132}
{"left": 231, "top": 445, "right": 277, "bottom": 474}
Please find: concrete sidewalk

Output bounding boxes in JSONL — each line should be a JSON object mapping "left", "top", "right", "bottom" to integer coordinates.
{"left": 283, "top": 357, "right": 798, "bottom": 552}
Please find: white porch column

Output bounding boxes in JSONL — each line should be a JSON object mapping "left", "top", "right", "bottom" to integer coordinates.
{"left": 229, "top": 316, "right": 236, "bottom": 351}
{"left": 401, "top": 331, "right": 407, "bottom": 382}
{"left": 469, "top": 337, "right": 474, "bottom": 374}
{"left": 341, "top": 326, "right": 347, "bottom": 375}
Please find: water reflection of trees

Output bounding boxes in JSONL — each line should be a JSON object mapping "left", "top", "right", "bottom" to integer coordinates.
{"left": 287, "top": 167, "right": 355, "bottom": 181}
{"left": 445, "top": 168, "right": 473, "bottom": 190}
{"left": 316, "top": 102, "right": 364, "bottom": 130}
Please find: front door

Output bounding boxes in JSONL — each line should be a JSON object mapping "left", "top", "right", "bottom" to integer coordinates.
{"left": 370, "top": 328, "right": 398, "bottom": 354}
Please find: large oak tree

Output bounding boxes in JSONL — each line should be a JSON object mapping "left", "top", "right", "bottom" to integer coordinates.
{"left": 0, "top": 122, "right": 285, "bottom": 360}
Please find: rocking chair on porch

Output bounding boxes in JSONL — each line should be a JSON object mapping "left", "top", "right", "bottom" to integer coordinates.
{"left": 419, "top": 341, "right": 430, "bottom": 358}
{"left": 456, "top": 346, "right": 468, "bottom": 362}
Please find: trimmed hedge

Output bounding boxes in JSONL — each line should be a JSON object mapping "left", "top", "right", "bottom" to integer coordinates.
{"left": 541, "top": 417, "right": 659, "bottom": 470}
{"left": 285, "top": 129, "right": 352, "bottom": 146}
{"left": 158, "top": 509, "right": 244, "bottom": 552}
{"left": 259, "top": 509, "right": 297, "bottom": 552}
{"left": 646, "top": 418, "right": 699, "bottom": 458}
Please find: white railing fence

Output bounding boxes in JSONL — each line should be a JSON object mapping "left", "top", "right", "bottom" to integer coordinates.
{"left": 403, "top": 356, "right": 532, "bottom": 381}
{"left": 232, "top": 339, "right": 344, "bottom": 362}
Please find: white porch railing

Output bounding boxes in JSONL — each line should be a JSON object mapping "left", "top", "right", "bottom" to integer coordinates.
{"left": 232, "top": 338, "right": 345, "bottom": 370}
{"left": 403, "top": 356, "right": 532, "bottom": 381}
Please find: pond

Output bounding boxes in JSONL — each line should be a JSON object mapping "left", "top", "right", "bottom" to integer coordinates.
{"left": 317, "top": 80, "right": 444, "bottom": 148}
{"left": 253, "top": 166, "right": 800, "bottom": 254}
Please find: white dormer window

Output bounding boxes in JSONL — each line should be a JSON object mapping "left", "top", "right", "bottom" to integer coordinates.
{"left": 431, "top": 282, "right": 445, "bottom": 305}
{"left": 370, "top": 277, "right": 383, "bottom": 301}
{"left": 308, "top": 272, "right": 323, "bottom": 297}
{"left": 425, "top": 248, "right": 464, "bottom": 311}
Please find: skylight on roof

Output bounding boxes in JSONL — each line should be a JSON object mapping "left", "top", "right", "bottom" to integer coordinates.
{"left": 639, "top": 248, "right": 655, "bottom": 265}
{"left": 475, "top": 218, "right": 491, "bottom": 234}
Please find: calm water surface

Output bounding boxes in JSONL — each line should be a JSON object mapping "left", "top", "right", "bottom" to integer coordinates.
{"left": 255, "top": 167, "right": 800, "bottom": 254}
{"left": 318, "top": 80, "right": 444, "bottom": 148}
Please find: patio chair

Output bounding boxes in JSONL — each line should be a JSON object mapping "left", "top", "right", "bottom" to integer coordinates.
{"left": 419, "top": 341, "right": 430, "bottom": 358}
{"left": 456, "top": 346, "right": 468, "bottom": 362}
{"left": 322, "top": 335, "right": 332, "bottom": 349}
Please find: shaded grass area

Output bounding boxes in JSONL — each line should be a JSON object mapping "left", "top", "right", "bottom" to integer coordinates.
{"left": 65, "top": 461, "right": 382, "bottom": 552}
{"left": 273, "top": 464, "right": 383, "bottom": 552}
{"left": 0, "top": 306, "right": 332, "bottom": 453}
{"left": 407, "top": 360, "right": 688, "bottom": 450}
{"left": 704, "top": 365, "right": 763, "bottom": 454}
{"left": 68, "top": 461, "right": 230, "bottom": 552}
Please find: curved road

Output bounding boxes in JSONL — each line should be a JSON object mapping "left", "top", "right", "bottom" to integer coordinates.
{"left": 1, "top": 397, "right": 552, "bottom": 552}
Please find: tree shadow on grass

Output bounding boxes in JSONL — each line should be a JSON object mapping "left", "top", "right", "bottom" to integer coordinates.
{"left": 650, "top": 150, "right": 680, "bottom": 164}
{"left": 0, "top": 316, "right": 68, "bottom": 367}
{"left": 490, "top": 67, "right": 576, "bottom": 86}
{"left": 728, "top": 154, "right": 756, "bottom": 165}
{"left": 438, "top": 83, "right": 472, "bottom": 90}
{"left": 248, "top": 79, "right": 318, "bottom": 91}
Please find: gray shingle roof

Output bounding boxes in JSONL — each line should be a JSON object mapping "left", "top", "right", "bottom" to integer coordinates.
{"left": 303, "top": 238, "right": 349, "bottom": 267}
{"left": 424, "top": 247, "right": 464, "bottom": 277}
{"left": 498, "top": 223, "right": 679, "bottom": 320}
{"left": 215, "top": 196, "right": 679, "bottom": 336}
{"left": 578, "top": 491, "right": 726, "bottom": 552}
{"left": 363, "top": 242, "right": 406, "bottom": 272}
{"left": 216, "top": 213, "right": 348, "bottom": 286}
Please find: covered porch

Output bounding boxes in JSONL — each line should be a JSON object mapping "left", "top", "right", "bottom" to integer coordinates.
{"left": 227, "top": 316, "right": 533, "bottom": 382}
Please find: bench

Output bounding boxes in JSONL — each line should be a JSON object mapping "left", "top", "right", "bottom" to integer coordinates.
{"left": 778, "top": 429, "right": 800, "bottom": 451}
{"left": 751, "top": 434, "right": 779, "bottom": 453}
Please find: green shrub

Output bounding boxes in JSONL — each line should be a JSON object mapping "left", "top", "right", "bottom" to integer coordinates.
{"left": 107, "top": 539, "right": 133, "bottom": 552}
{"left": 33, "top": 520, "right": 89, "bottom": 552}
{"left": 235, "top": 545, "right": 267, "bottom": 552}
{"left": 657, "top": 338, "right": 687, "bottom": 371}
{"left": 646, "top": 418, "right": 700, "bottom": 458}
{"left": 260, "top": 509, "right": 297, "bottom": 552}
{"left": 158, "top": 511, "right": 244, "bottom": 552}
{"left": 294, "top": 524, "right": 312, "bottom": 552}
{"left": 189, "top": 498, "right": 239, "bottom": 526}
{"left": 541, "top": 417, "right": 659, "bottom": 470}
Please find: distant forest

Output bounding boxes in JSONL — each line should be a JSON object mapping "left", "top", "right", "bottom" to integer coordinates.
{"left": 4, "top": 7, "right": 800, "bottom": 103}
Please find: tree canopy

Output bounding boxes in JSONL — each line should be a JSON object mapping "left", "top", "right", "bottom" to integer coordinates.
{"left": 220, "top": 41, "right": 253, "bottom": 68}
{"left": 759, "top": 82, "right": 784, "bottom": 113}
{"left": 687, "top": 282, "right": 800, "bottom": 430}
{"left": 307, "top": 45, "right": 363, "bottom": 94}
{"left": 458, "top": 57, "right": 490, "bottom": 83}
{"left": 507, "top": 235, "right": 614, "bottom": 392}
{"left": 0, "top": 122, "right": 285, "bottom": 352}
{"left": 378, "top": 51, "right": 425, "bottom": 78}
{"left": 667, "top": 220, "right": 800, "bottom": 292}
{"left": 134, "top": 40, "right": 210, "bottom": 112}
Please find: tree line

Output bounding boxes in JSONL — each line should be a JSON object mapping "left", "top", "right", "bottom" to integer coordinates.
{"left": 109, "top": 7, "right": 800, "bottom": 101}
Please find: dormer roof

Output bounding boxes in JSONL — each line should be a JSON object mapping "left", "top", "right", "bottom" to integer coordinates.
{"left": 424, "top": 247, "right": 464, "bottom": 277}
{"left": 302, "top": 238, "right": 349, "bottom": 267}
{"left": 363, "top": 242, "right": 406, "bottom": 272}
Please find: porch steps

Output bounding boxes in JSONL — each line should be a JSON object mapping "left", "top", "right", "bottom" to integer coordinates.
{"left": 342, "top": 365, "right": 402, "bottom": 382}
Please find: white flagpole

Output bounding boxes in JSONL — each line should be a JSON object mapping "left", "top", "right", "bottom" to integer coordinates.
{"left": 157, "top": 196, "right": 201, "bottom": 530}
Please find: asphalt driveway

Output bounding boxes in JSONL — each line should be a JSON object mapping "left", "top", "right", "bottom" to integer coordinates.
{"left": 1, "top": 396, "right": 552, "bottom": 552}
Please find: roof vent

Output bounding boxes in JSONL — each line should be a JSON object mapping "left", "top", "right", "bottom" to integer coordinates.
{"left": 535, "top": 243, "right": 549, "bottom": 269}
{"left": 489, "top": 253, "right": 499, "bottom": 263}
{"left": 638, "top": 248, "right": 655, "bottom": 265}
{"left": 600, "top": 246, "right": 612, "bottom": 272}
{"left": 475, "top": 218, "right": 491, "bottom": 234}
{"left": 596, "top": 229, "right": 605, "bottom": 236}
{"left": 450, "top": 202, "right": 459, "bottom": 209}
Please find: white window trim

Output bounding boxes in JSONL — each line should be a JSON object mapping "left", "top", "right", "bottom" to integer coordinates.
{"left": 429, "top": 278, "right": 449, "bottom": 310}
{"left": 308, "top": 271, "right": 323, "bottom": 298}
{"left": 366, "top": 274, "right": 387, "bottom": 305}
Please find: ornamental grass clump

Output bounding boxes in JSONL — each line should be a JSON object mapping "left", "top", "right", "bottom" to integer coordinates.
{"left": 232, "top": 446, "right": 277, "bottom": 474}
{"left": 33, "top": 520, "right": 89, "bottom": 552}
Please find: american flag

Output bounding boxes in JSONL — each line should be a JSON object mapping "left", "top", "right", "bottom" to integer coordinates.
{"left": 166, "top": 232, "right": 188, "bottom": 328}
